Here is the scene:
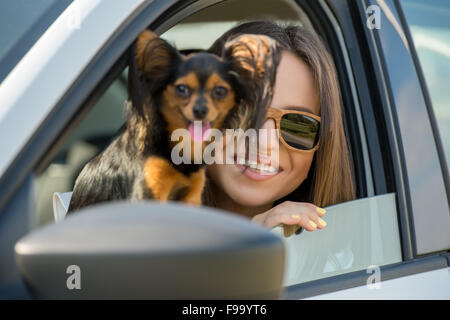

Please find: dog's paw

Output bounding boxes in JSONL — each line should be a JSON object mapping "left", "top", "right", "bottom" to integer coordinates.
{"left": 225, "top": 34, "right": 279, "bottom": 79}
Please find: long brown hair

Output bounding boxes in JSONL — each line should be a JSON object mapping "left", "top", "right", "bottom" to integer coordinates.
{"left": 208, "top": 20, "right": 356, "bottom": 207}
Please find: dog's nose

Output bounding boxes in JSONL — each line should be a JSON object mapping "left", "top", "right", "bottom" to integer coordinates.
{"left": 193, "top": 105, "right": 208, "bottom": 119}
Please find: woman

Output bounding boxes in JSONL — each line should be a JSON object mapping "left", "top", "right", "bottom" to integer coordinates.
{"left": 205, "top": 21, "right": 356, "bottom": 237}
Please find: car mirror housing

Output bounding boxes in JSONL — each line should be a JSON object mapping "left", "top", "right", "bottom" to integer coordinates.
{"left": 14, "top": 201, "right": 285, "bottom": 299}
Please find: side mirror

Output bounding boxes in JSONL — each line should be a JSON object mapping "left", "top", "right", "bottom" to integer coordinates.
{"left": 15, "top": 201, "right": 285, "bottom": 299}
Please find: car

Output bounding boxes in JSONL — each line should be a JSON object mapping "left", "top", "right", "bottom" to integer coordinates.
{"left": 0, "top": 0, "right": 449, "bottom": 299}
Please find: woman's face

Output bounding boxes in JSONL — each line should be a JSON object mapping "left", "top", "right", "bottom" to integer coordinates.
{"left": 208, "top": 50, "right": 320, "bottom": 207}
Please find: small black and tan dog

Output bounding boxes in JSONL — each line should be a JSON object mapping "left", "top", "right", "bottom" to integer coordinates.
{"left": 68, "top": 30, "right": 280, "bottom": 212}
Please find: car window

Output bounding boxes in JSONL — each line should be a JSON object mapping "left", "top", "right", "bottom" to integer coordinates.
{"left": 401, "top": 0, "right": 450, "bottom": 169}
{"left": 35, "top": 0, "right": 312, "bottom": 227}
{"left": 0, "top": 0, "right": 73, "bottom": 82}
{"left": 271, "top": 194, "right": 402, "bottom": 286}
{"left": 33, "top": 0, "right": 403, "bottom": 291}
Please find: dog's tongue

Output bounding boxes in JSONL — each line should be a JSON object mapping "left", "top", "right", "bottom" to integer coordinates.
{"left": 189, "top": 121, "right": 211, "bottom": 142}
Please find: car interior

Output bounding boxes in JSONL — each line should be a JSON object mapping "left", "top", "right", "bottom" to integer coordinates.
{"left": 32, "top": 0, "right": 403, "bottom": 287}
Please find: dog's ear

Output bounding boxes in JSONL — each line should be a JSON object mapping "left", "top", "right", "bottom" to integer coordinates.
{"left": 128, "top": 30, "right": 179, "bottom": 119}
{"left": 135, "top": 30, "right": 180, "bottom": 82}
{"left": 223, "top": 34, "right": 281, "bottom": 130}
{"left": 223, "top": 34, "right": 278, "bottom": 83}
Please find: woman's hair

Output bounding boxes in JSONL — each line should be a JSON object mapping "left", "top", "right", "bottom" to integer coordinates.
{"left": 208, "top": 20, "right": 356, "bottom": 207}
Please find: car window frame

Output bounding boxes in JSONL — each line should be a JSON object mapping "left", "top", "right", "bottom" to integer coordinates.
{"left": 362, "top": 0, "right": 450, "bottom": 255}
{"left": 0, "top": 0, "right": 448, "bottom": 299}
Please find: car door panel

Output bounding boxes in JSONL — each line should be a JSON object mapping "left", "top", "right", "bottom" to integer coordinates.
{"left": 306, "top": 267, "right": 450, "bottom": 299}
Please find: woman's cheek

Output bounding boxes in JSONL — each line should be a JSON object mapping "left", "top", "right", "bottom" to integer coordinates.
{"left": 284, "top": 151, "right": 315, "bottom": 190}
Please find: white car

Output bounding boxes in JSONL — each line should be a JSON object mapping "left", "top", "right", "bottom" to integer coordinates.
{"left": 0, "top": 0, "right": 449, "bottom": 299}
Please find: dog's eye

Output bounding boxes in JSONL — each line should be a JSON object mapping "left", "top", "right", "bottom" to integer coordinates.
{"left": 175, "top": 85, "right": 191, "bottom": 97}
{"left": 212, "top": 86, "right": 228, "bottom": 99}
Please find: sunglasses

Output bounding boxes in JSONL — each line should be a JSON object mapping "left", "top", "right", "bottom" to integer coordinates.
{"left": 266, "top": 107, "right": 321, "bottom": 152}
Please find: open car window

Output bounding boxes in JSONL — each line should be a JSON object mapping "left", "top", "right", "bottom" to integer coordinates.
{"left": 271, "top": 193, "right": 402, "bottom": 286}
{"left": 34, "top": 0, "right": 315, "bottom": 226}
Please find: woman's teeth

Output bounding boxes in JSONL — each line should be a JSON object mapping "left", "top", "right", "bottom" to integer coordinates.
{"left": 236, "top": 158, "right": 278, "bottom": 173}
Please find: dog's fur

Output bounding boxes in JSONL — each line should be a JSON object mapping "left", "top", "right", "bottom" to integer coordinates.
{"left": 68, "top": 30, "right": 280, "bottom": 212}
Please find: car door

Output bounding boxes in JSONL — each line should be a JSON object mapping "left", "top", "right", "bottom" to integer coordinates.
{"left": 0, "top": 0, "right": 198, "bottom": 298}
{"left": 282, "top": 0, "right": 450, "bottom": 299}
{"left": 0, "top": 0, "right": 448, "bottom": 299}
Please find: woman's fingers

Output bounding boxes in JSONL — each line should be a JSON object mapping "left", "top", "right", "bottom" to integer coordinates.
{"left": 316, "top": 207, "right": 326, "bottom": 217}
{"left": 300, "top": 203, "right": 327, "bottom": 230}
{"left": 307, "top": 211, "right": 327, "bottom": 230}
{"left": 263, "top": 205, "right": 302, "bottom": 228}
{"left": 262, "top": 201, "right": 327, "bottom": 234}
{"left": 299, "top": 214, "right": 318, "bottom": 231}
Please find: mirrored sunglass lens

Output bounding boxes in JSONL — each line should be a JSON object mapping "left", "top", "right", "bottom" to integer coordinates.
{"left": 280, "top": 114, "right": 320, "bottom": 150}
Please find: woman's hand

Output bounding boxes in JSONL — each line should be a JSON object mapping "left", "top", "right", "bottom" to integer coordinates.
{"left": 251, "top": 201, "right": 327, "bottom": 237}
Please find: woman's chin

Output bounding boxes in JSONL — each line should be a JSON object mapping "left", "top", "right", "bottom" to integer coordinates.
{"left": 227, "top": 186, "right": 279, "bottom": 207}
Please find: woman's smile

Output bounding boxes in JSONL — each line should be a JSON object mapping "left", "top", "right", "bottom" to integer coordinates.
{"left": 233, "top": 155, "right": 282, "bottom": 181}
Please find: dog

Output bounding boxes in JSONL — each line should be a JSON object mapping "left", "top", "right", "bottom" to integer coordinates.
{"left": 68, "top": 30, "right": 281, "bottom": 212}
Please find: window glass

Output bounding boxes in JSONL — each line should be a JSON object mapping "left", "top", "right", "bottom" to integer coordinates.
{"left": 271, "top": 194, "right": 402, "bottom": 286}
{"left": 401, "top": 0, "right": 450, "bottom": 168}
